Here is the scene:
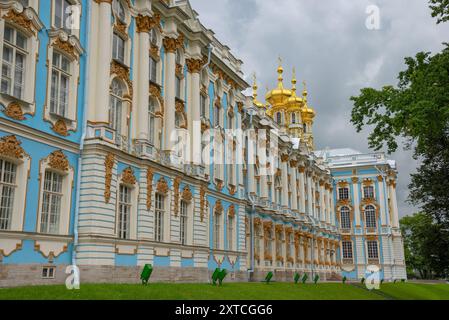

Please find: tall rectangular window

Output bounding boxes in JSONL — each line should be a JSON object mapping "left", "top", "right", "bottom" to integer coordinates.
{"left": 154, "top": 193, "right": 164, "bottom": 242}
{"left": 0, "top": 159, "right": 17, "bottom": 230}
{"left": 338, "top": 187, "right": 349, "bottom": 200}
{"left": 175, "top": 76, "right": 181, "bottom": 99}
{"left": 118, "top": 185, "right": 131, "bottom": 239}
{"left": 149, "top": 57, "right": 157, "bottom": 83}
{"left": 200, "top": 94, "right": 206, "bottom": 118}
{"left": 227, "top": 216, "right": 234, "bottom": 250}
{"left": 367, "top": 241, "right": 379, "bottom": 259}
{"left": 50, "top": 52, "right": 71, "bottom": 117}
{"left": 40, "top": 171, "right": 63, "bottom": 234}
{"left": 54, "top": 0, "right": 71, "bottom": 31}
{"left": 1, "top": 26, "right": 27, "bottom": 99}
{"left": 342, "top": 241, "right": 353, "bottom": 259}
{"left": 363, "top": 186, "right": 374, "bottom": 199}
{"left": 180, "top": 200, "right": 188, "bottom": 245}
{"left": 112, "top": 33, "right": 125, "bottom": 63}
{"left": 214, "top": 213, "right": 221, "bottom": 249}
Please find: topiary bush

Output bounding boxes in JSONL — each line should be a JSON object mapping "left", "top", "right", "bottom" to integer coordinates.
{"left": 342, "top": 276, "right": 347, "bottom": 284}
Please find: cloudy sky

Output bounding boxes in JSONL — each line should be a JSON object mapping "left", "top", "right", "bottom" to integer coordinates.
{"left": 189, "top": 0, "right": 449, "bottom": 218}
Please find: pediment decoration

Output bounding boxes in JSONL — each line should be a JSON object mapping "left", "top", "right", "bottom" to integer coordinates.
{"left": 214, "top": 200, "right": 223, "bottom": 215}
{"left": 0, "top": 135, "right": 25, "bottom": 159}
{"left": 163, "top": 34, "right": 184, "bottom": 53}
{"left": 2, "top": 8, "right": 44, "bottom": 36}
{"left": 121, "top": 167, "right": 136, "bottom": 185}
{"left": 3, "top": 101, "right": 25, "bottom": 120}
{"left": 228, "top": 205, "right": 235, "bottom": 218}
{"left": 104, "top": 153, "right": 115, "bottom": 203}
{"left": 182, "top": 186, "right": 193, "bottom": 202}
{"left": 48, "top": 150, "right": 69, "bottom": 172}
{"left": 156, "top": 177, "right": 169, "bottom": 195}
{"left": 52, "top": 119, "right": 69, "bottom": 136}
{"left": 186, "top": 58, "right": 204, "bottom": 74}
{"left": 114, "top": 20, "right": 128, "bottom": 40}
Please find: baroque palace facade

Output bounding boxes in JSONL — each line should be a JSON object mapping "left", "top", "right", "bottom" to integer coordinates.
{"left": 0, "top": 0, "right": 406, "bottom": 286}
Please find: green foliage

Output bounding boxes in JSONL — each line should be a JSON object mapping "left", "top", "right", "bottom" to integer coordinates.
{"left": 265, "top": 272, "right": 273, "bottom": 284}
{"left": 400, "top": 213, "right": 449, "bottom": 279}
{"left": 302, "top": 274, "right": 308, "bottom": 284}
{"left": 361, "top": 278, "right": 366, "bottom": 285}
{"left": 429, "top": 0, "right": 449, "bottom": 24}
{"left": 294, "top": 273, "right": 301, "bottom": 284}
{"left": 140, "top": 264, "right": 153, "bottom": 285}
{"left": 381, "top": 279, "right": 384, "bottom": 285}
{"left": 313, "top": 275, "right": 320, "bottom": 284}
{"left": 351, "top": 43, "right": 449, "bottom": 236}
{"left": 342, "top": 276, "right": 347, "bottom": 284}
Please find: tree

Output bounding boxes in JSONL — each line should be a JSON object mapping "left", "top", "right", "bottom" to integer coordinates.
{"left": 350, "top": 44, "right": 449, "bottom": 226}
{"left": 429, "top": 0, "right": 449, "bottom": 24}
{"left": 400, "top": 213, "right": 449, "bottom": 278}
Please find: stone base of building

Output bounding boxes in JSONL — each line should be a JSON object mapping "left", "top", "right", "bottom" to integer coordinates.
{"left": 249, "top": 269, "right": 341, "bottom": 282}
{"left": 0, "top": 264, "right": 251, "bottom": 288}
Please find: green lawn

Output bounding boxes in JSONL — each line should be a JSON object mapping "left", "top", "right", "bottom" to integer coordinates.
{"left": 0, "top": 282, "right": 448, "bottom": 300}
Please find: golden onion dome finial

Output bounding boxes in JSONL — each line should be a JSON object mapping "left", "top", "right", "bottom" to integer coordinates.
{"left": 301, "top": 80, "right": 316, "bottom": 122}
{"left": 287, "top": 67, "right": 303, "bottom": 110}
{"left": 292, "top": 67, "right": 297, "bottom": 94}
{"left": 277, "top": 56, "right": 284, "bottom": 88}
{"left": 265, "top": 57, "right": 292, "bottom": 108}
{"left": 252, "top": 72, "right": 264, "bottom": 108}
{"left": 302, "top": 80, "right": 308, "bottom": 102}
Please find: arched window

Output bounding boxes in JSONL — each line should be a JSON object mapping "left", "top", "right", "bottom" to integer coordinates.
{"left": 363, "top": 185, "right": 374, "bottom": 199}
{"left": 365, "top": 205, "right": 377, "bottom": 228}
{"left": 275, "top": 175, "right": 282, "bottom": 205}
{"left": 291, "top": 113, "right": 296, "bottom": 124}
{"left": 149, "top": 28, "right": 158, "bottom": 46}
{"left": 276, "top": 112, "right": 282, "bottom": 125}
{"left": 303, "top": 123, "right": 307, "bottom": 133}
{"left": 109, "top": 79, "right": 124, "bottom": 133}
{"left": 340, "top": 206, "right": 351, "bottom": 229}
{"left": 148, "top": 97, "right": 157, "bottom": 145}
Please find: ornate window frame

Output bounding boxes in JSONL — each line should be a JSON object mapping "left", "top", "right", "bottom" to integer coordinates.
{"left": 44, "top": 29, "right": 83, "bottom": 136}
{"left": 0, "top": 135, "right": 30, "bottom": 231}
{"left": 115, "top": 166, "right": 138, "bottom": 240}
{"left": 36, "top": 150, "right": 74, "bottom": 236}
{"left": 50, "top": 0, "right": 82, "bottom": 39}
{"left": 0, "top": 4, "right": 43, "bottom": 119}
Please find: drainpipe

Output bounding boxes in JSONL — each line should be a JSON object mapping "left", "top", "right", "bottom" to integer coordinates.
{"left": 201, "top": 44, "right": 212, "bottom": 72}
{"left": 72, "top": 3, "right": 92, "bottom": 270}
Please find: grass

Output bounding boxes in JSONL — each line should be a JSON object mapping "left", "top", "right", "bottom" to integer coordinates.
{"left": 0, "top": 282, "right": 448, "bottom": 300}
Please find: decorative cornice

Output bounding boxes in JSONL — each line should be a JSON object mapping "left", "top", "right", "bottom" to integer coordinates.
{"left": 186, "top": 58, "right": 204, "bottom": 74}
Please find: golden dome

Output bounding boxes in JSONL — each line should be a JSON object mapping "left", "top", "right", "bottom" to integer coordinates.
{"left": 252, "top": 73, "right": 264, "bottom": 108}
{"left": 301, "top": 81, "right": 316, "bottom": 122}
{"left": 265, "top": 58, "right": 292, "bottom": 108}
{"left": 287, "top": 68, "right": 303, "bottom": 111}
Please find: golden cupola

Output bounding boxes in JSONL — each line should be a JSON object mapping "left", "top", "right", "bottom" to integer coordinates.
{"left": 286, "top": 68, "right": 304, "bottom": 138}
{"left": 265, "top": 59, "right": 292, "bottom": 110}
{"left": 300, "top": 82, "right": 316, "bottom": 124}
{"left": 252, "top": 73, "right": 264, "bottom": 108}
{"left": 286, "top": 68, "right": 303, "bottom": 112}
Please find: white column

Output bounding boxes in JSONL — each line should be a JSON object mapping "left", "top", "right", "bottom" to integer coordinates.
{"left": 163, "top": 38, "right": 177, "bottom": 152}
{"left": 281, "top": 155, "right": 289, "bottom": 208}
{"left": 136, "top": 23, "right": 150, "bottom": 140}
{"left": 377, "top": 176, "right": 387, "bottom": 226}
{"left": 260, "top": 173, "right": 268, "bottom": 200}
{"left": 298, "top": 166, "right": 306, "bottom": 214}
{"left": 390, "top": 180, "right": 400, "bottom": 228}
{"left": 326, "top": 186, "right": 331, "bottom": 224}
{"left": 330, "top": 187, "right": 335, "bottom": 226}
{"left": 187, "top": 59, "right": 202, "bottom": 164}
{"left": 352, "top": 177, "right": 361, "bottom": 227}
{"left": 307, "top": 172, "right": 313, "bottom": 217}
{"left": 320, "top": 182, "right": 325, "bottom": 222}
{"left": 95, "top": 0, "right": 113, "bottom": 123}
{"left": 290, "top": 162, "right": 298, "bottom": 211}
